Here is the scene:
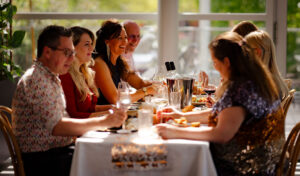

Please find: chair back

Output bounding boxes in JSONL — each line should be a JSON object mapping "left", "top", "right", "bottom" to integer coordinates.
{"left": 0, "top": 106, "right": 25, "bottom": 176}
{"left": 281, "top": 89, "right": 296, "bottom": 118}
{"left": 0, "top": 105, "right": 13, "bottom": 128}
{"left": 277, "top": 122, "right": 300, "bottom": 176}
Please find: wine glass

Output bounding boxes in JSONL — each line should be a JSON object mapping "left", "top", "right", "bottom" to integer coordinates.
{"left": 203, "top": 74, "right": 220, "bottom": 98}
{"left": 116, "top": 81, "right": 131, "bottom": 133}
{"left": 203, "top": 84, "right": 216, "bottom": 98}
{"left": 151, "top": 84, "right": 168, "bottom": 123}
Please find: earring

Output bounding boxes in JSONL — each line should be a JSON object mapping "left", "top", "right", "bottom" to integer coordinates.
{"left": 106, "top": 44, "right": 110, "bottom": 59}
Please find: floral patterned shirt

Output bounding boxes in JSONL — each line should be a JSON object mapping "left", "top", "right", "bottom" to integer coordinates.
{"left": 210, "top": 81, "right": 284, "bottom": 175}
{"left": 12, "top": 61, "right": 73, "bottom": 153}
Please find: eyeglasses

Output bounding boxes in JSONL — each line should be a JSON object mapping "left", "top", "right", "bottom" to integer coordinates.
{"left": 49, "top": 47, "right": 76, "bottom": 58}
{"left": 127, "top": 34, "right": 142, "bottom": 41}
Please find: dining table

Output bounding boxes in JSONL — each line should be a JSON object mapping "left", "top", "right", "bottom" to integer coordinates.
{"left": 70, "top": 130, "right": 217, "bottom": 176}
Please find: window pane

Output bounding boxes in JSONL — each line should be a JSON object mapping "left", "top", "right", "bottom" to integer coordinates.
{"left": 287, "top": 0, "right": 300, "bottom": 91}
{"left": 13, "top": 19, "right": 158, "bottom": 80}
{"left": 177, "top": 20, "right": 265, "bottom": 78}
{"left": 14, "top": 0, "right": 157, "bottom": 12}
{"left": 179, "top": 0, "right": 266, "bottom": 13}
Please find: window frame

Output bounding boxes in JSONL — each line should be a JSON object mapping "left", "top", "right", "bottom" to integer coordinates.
{"left": 15, "top": 0, "right": 287, "bottom": 75}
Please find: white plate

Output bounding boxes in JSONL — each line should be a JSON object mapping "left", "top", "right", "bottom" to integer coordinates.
{"left": 116, "top": 129, "right": 137, "bottom": 134}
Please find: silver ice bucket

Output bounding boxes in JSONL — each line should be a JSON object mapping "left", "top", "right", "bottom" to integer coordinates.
{"left": 166, "top": 77, "right": 194, "bottom": 109}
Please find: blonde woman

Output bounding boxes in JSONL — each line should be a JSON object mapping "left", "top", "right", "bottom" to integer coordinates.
{"left": 245, "top": 30, "right": 289, "bottom": 99}
{"left": 60, "top": 26, "right": 112, "bottom": 118}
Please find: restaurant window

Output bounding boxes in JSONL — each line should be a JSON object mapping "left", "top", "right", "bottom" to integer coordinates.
{"left": 175, "top": 0, "right": 269, "bottom": 79}
{"left": 287, "top": 0, "right": 300, "bottom": 91}
{"left": 179, "top": 0, "right": 266, "bottom": 13}
{"left": 14, "top": 0, "right": 157, "bottom": 12}
{"left": 13, "top": 0, "right": 290, "bottom": 85}
{"left": 177, "top": 20, "right": 265, "bottom": 78}
{"left": 13, "top": 19, "right": 158, "bottom": 80}
{"left": 13, "top": 0, "right": 158, "bottom": 79}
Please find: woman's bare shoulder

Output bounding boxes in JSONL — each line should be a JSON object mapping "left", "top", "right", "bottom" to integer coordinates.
{"left": 93, "top": 57, "right": 108, "bottom": 70}
{"left": 94, "top": 57, "right": 106, "bottom": 65}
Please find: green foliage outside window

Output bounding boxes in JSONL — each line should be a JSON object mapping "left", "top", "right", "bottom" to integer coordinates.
{"left": 0, "top": 2, "right": 25, "bottom": 81}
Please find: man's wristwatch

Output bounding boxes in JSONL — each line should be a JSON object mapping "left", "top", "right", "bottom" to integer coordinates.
{"left": 142, "top": 87, "right": 148, "bottom": 96}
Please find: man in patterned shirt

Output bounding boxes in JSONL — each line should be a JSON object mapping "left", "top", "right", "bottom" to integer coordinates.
{"left": 12, "top": 25, "right": 127, "bottom": 176}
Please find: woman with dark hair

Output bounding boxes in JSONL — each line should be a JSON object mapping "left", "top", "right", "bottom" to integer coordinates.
{"left": 231, "top": 20, "right": 258, "bottom": 37}
{"left": 93, "top": 19, "right": 157, "bottom": 105}
{"left": 156, "top": 32, "right": 284, "bottom": 175}
{"left": 60, "top": 26, "right": 112, "bottom": 118}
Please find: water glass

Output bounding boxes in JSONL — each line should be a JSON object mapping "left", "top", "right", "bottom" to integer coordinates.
{"left": 117, "top": 81, "right": 131, "bottom": 131}
{"left": 169, "top": 91, "right": 181, "bottom": 110}
{"left": 138, "top": 109, "right": 153, "bottom": 137}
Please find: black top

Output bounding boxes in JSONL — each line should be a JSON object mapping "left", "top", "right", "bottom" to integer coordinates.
{"left": 97, "top": 58, "right": 122, "bottom": 105}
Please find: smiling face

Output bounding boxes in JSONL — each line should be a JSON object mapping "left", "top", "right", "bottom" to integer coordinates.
{"left": 75, "top": 33, "right": 94, "bottom": 64}
{"left": 124, "top": 22, "right": 141, "bottom": 53}
{"left": 106, "top": 28, "right": 128, "bottom": 58}
{"left": 47, "top": 36, "right": 75, "bottom": 75}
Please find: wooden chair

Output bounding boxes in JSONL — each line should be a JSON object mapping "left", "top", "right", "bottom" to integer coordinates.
{"left": 277, "top": 122, "right": 300, "bottom": 176}
{"left": 0, "top": 106, "right": 25, "bottom": 176}
{"left": 0, "top": 105, "right": 13, "bottom": 128}
{"left": 281, "top": 89, "right": 296, "bottom": 118}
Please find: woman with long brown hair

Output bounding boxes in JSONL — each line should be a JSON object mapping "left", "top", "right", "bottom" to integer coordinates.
{"left": 93, "top": 19, "right": 157, "bottom": 105}
{"left": 156, "top": 32, "right": 283, "bottom": 175}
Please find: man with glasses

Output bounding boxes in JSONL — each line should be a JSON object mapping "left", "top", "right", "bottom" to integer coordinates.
{"left": 123, "top": 21, "right": 142, "bottom": 71}
{"left": 12, "top": 25, "right": 126, "bottom": 176}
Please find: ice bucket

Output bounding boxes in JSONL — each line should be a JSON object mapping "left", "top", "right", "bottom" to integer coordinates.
{"left": 166, "top": 77, "right": 194, "bottom": 109}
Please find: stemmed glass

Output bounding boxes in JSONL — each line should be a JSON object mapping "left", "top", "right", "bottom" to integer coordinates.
{"left": 116, "top": 81, "right": 131, "bottom": 133}
{"left": 203, "top": 76, "right": 219, "bottom": 98}
{"left": 151, "top": 84, "right": 168, "bottom": 123}
{"left": 203, "top": 84, "right": 216, "bottom": 97}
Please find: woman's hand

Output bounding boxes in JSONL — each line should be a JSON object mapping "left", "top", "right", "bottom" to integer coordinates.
{"left": 146, "top": 84, "right": 160, "bottom": 96}
{"left": 155, "top": 123, "right": 180, "bottom": 139}
{"left": 146, "top": 85, "right": 157, "bottom": 95}
{"left": 206, "top": 96, "right": 216, "bottom": 108}
{"left": 157, "top": 107, "right": 183, "bottom": 122}
{"left": 199, "top": 71, "right": 209, "bottom": 87}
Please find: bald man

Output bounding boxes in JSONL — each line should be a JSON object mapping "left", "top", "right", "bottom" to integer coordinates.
{"left": 122, "top": 21, "right": 141, "bottom": 71}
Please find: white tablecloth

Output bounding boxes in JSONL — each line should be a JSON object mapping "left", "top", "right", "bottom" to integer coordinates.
{"left": 70, "top": 131, "right": 217, "bottom": 176}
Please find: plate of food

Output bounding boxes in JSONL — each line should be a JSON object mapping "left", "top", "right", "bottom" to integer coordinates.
{"left": 192, "top": 95, "right": 207, "bottom": 106}
{"left": 167, "top": 117, "right": 200, "bottom": 128}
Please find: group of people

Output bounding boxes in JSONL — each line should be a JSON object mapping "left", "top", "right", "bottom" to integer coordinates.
{"left": 59, "top": 19, "right": 156, "bottom": 119}
{"left": 11, "top": 19, "right": 157, "bottom": 176}
{"left": 156, "top": 21, "right": 288, "bottom": 175}
{"left": 11, "top": 20, "right": 288, "bottom": 176}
